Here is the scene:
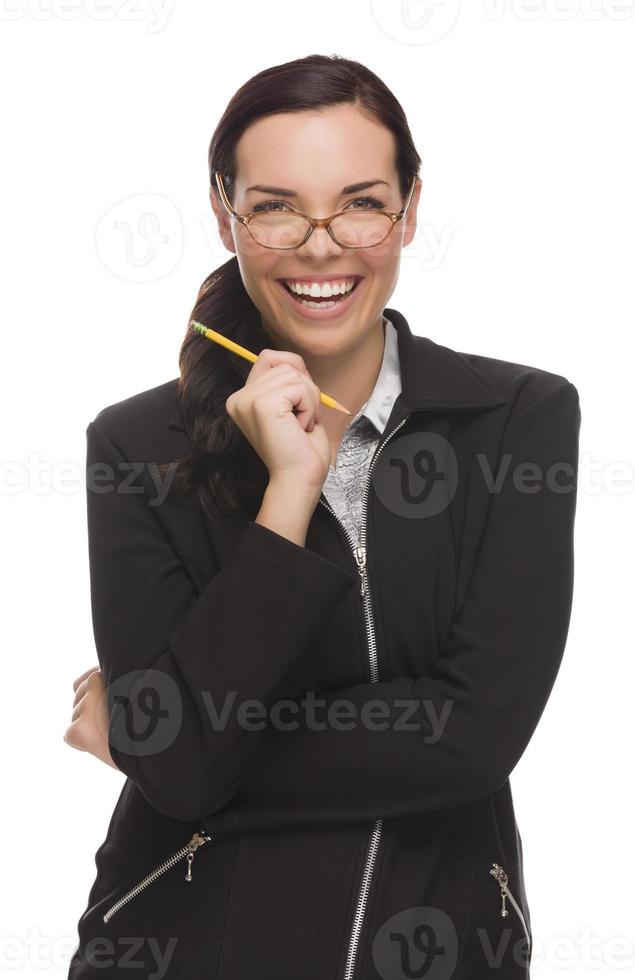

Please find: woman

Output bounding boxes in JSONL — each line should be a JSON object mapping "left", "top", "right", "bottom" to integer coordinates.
{"left": 65, "top": 54, "right": 581, "bottom": 979}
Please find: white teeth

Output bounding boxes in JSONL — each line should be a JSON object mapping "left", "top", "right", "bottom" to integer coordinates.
{"left": 286, "top": 278, "right": 356, "bottom": 298}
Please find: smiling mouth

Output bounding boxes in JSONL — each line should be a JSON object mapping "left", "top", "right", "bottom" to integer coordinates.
{"left": 279, "top": 277, "right": 363, "bottom": 307}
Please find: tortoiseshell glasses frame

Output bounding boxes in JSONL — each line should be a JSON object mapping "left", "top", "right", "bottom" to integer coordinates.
{"left": 213, "top": 171, "right": 418, "bottom": 250}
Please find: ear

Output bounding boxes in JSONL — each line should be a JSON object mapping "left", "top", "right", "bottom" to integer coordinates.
{"left": 209, "top": 185, "right": 237, "bottom": 255}
{"left": 402, "top": 176, "right": 422, "bottom": 249}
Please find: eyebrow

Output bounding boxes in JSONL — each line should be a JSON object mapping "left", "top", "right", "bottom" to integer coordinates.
{"left": 245, "top": 179, "right": 391, "bottom": 197}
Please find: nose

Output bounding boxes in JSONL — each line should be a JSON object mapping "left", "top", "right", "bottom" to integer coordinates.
{"left": 295, "top": 222, "right": 345, "bottom": 260}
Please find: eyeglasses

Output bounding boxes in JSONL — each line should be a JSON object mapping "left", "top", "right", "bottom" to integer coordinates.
{"left": 213, "top": 171, "right": 417, "bottom": 250}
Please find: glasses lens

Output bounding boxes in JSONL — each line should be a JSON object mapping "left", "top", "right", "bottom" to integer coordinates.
{"left": 247, "top": 210, "right": 395, "bottom": 249}
{"left": 248, "top": 213, "right": 311, "bottom": 249}
{"left": 330, "top": 212, "right": 393, "bottom": 248}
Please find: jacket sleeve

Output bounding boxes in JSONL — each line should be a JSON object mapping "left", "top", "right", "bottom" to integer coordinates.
{"left": 199, "top": 380, "right": 581, "bottom": 833}
{"left": 84, "top": 418, "right": 356, "bottom": 822}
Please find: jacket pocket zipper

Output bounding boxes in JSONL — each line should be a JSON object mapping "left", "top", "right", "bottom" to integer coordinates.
{"left": 102, "top": 829, "right": 213, "bottom": 923}
{"left": 489, "top": 862, "right": 531, "bottom": 953}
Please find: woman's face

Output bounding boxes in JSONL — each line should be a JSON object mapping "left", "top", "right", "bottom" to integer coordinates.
{"left": 210, "top": 103, "right": 421, "bottom": 358}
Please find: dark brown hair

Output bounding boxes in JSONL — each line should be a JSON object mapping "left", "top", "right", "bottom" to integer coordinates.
{"left": 163, "top": 53, "right": 422, "bottom": 520}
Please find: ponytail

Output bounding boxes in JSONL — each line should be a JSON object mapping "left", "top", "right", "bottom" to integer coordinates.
{"left": 158, "top": 256, "right": 271, "bottom": 520}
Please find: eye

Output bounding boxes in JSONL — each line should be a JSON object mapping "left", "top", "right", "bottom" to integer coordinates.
{"left": 252, "top": 195, "right": 386, "bottom": 214}
{"left": 345, "top": 196, "right": 385, "bottom": 210}
{"left": 252, "top": 200, "right": 291, "bottom": 213}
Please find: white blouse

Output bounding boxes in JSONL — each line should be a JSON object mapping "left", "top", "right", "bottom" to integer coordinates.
{"left": 322, "top": 315, "right": 402, "bottom": 546}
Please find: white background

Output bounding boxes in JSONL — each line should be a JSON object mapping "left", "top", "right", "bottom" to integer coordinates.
{"left": 1, "top": 2, "right": 633, "bottom": 977}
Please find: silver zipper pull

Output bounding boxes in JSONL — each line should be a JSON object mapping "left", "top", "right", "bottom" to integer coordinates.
{"left": 354, "top": 545, "right": 367, "bottom": 597}
{"left": 184, "top": 830, "right": 212, "bottom": 882}
{"left": 490, "top": 862, "right": 510, "bottom": 918}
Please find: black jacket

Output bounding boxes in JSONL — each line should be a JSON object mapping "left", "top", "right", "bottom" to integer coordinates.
{"left": 68, "top": 307, "right": 580, "bottom": 980}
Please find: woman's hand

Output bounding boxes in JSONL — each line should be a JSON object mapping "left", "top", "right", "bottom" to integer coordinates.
{"left": 63, "top": 665, "right": 118, "bottom": 770}
{"left": 225, "top": 348, "right": 332, "bottom": 494}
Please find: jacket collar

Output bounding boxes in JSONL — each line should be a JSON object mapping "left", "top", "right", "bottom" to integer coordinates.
{"left": 385, "top": 306, "right": 507, "bottom": 412}
{"left": 168, "top": 306, "right": 507, "bottom": 432}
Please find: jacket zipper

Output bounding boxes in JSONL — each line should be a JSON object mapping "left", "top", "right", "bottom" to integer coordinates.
{"left": 102, "top": 829, "right": 213, "bottom": 923}
{"left": 318, "top": 415, "right": 408, "bottom": 980}
{"left": 489, "top": 862, "right": 531, "bottom": 953}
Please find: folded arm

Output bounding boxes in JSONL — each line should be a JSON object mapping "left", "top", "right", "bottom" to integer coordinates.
{"left": 198, "top": 381, "right": 581, "bottom": 834}
{"left": 85, "top": 418, "right": 356, "bottom": 822}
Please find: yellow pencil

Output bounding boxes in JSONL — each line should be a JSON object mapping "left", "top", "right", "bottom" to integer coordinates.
{"left": 190, "top": 320, "right": 353, "bottom": 415}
